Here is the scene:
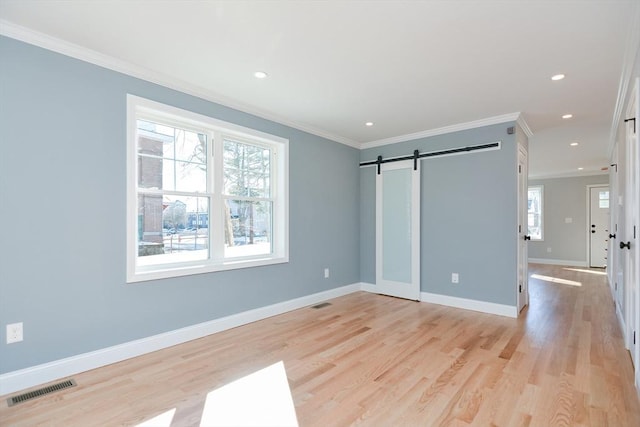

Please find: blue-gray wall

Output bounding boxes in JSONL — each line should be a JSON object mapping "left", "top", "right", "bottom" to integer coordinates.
{"left": 0, "top": 36, "right": 360, "bottom": 373}
{"left": 360, "top": 125, "right": 518, "bottom": 306}
{"left": 528, "top": 174, "right": 609, "bottom": 263}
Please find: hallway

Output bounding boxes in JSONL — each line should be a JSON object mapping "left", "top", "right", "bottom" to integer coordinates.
{"left": 521, "top": 263, "right": 639, "bottom": 425}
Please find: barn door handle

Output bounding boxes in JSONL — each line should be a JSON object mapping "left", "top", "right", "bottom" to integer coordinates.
{"left": 609, "top": 233, "right": 616, "bottom": 239}
{"left": 620, "top": 241, "right": 631, "bottom": 250}
{"left": 524, "top": 235, "right": 531, "bottom": 241}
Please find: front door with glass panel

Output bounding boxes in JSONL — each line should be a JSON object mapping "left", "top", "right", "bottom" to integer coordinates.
{"left": 589, "top": 186, "right": 609, "bottom": 268}
{"left": 376, "top": 160, "right": 420, "bottom": 301}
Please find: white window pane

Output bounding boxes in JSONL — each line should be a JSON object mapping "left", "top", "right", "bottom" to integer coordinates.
{"left": 174, "top": 129, "right": 207, "bottom": 162}
{"left": 175, "top": 160, "right": 207, "bottom": 192}
{"left": 138, "top": 121, "right": 207, "bottom": 192}
{"left": 137, "top": 193, "right": 164, "bottom": 252}
{"left": 138, "top": 119, "right": 173, "bottom": 137}
{"left": 224, "top": 200, "right": 272, "bottom": 258}
{"left": 223, "top": 139, "right": 271, "bottom": 198}
{"left": 527, "top": 186, "right": 543, "bottom": 240}
{"left": 138, "top": 155, "right": 166, "bottom": 190}
{"left": 137, "top": 195, "right": 209, "bottom": 263}
{"left": 599, "top": 191, "right": 609, "bottom": 208}
{"left": 161, "top": 158, "right": 176, "bottom": 191}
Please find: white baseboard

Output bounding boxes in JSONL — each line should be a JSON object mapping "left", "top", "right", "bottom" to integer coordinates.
{"left": 359, "top": 282, "right": 517, "bottom": 318}
{"left": 359, "top": 282, "right": 378, "bottom": 293}
{"left": 420, "top": 292, "right": 517, "bottom": 318}
{"left": 0, "top": 283, "right": 361, "bottom": 396}
{"left": 616, "top": 303, "right": 626, "bottom": 342}
{"left": 528, "top": 258, "right": 588, "bottom": 267}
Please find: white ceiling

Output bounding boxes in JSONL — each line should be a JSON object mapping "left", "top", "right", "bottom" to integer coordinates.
{"left": 1, "top": 0, "right": 638, "bottom": 178}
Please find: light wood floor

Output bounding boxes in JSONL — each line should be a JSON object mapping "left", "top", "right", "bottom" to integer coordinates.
{"left": 1, "top": 264, "right": 639, "bottom": 426}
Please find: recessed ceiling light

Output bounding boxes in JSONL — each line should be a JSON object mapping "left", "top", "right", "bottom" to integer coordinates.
{"left": 562, "top": 114, "right": 573, "bottom": 119}
{"left": 365, "top": 122, "right": 374, "bottom": 127}
{"left": 254, "top": 71, "right": 268, "bottom": 79}
{"left": 570, "top": 142, "right": 579, "bottom": 146}
{"left": 578, "top": 167, "right": 584, "bottom": 170}
{"left": 551, "top": 74, "right": 565, "bottom": 81}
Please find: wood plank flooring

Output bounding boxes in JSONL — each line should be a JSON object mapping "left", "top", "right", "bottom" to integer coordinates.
{"left": 1, "top": 264, "right": 639, "bottom": 426}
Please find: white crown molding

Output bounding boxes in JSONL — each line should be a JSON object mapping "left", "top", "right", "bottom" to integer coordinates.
{"left": 0, "top": 20, "right": 533, "bottom": 152}
{"left": 528, "top": 170, "right": 609, "bottom": 180}
{"left": 0, "top": 20, "right": 360, "bottom": 149}
{"left": 360, "top": 113, "right": 522, "bottom": 150}
{"left": 608, "top": 1, "right": 640, "bottom": 159}
{"left": 516, "top": 114, "right": 534, "bottom": 138}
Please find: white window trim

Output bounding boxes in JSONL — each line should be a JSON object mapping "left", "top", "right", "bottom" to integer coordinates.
{"left": 528, "top": 185, "right": 544, "bottom": 241}
{"left": 126, "top": 95, "right": 289, "bottom": 283}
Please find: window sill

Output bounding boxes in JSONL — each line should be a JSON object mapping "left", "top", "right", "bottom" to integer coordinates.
{"left": 127, "top": 255, "right": 289, "bottom": 283}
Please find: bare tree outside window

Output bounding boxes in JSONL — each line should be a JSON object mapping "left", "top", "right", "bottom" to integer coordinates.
{"left": 223, "top": 139, "right": 272, "bottom": 257}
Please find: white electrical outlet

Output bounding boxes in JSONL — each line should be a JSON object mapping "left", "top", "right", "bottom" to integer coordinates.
{"left": 547, "top": 247, "right": 552, "bottom": 253}
{"left": 6, "top": 322, "right": 23, "bottom": 344}
{"left": 324, "top": 268, "right": 330, "bottom": 279}
{"left": 451, "top": 273, "right": 459, "bottom": 284}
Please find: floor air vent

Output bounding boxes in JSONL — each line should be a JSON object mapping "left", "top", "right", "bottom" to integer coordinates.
{"left": 311, "top": 302, "right": 332, "bottom": 309}
{"left": 7, "top": 379, "right": 77, "bottom": 407}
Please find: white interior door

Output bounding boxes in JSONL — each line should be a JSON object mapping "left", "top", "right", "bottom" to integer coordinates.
{"left": 376, "top": 160, "right": 420, "bottom": 301}
{"left": 517, "top": 148, "right": 529, "bottom": 312}
{"left": 589, "top": 186, "right": 610, "bottom": 268}
{"left": 623, "top": 79, "right": 639, "bottom": 378}
{"left": 610, "top": 150, "right": 624, "bottom": 315}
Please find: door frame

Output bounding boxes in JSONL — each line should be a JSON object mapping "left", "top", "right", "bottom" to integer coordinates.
{"left": 609, "top": 147, "right": 624, "bottom": 321}
{"left": 517, "top": 146, "right": 529, "bottom": 312}
{"left": 586, "top": 184, "right": 610, "bottom": 268}
{"left": 623, "top": 77, "right": 639, "bottom": 382}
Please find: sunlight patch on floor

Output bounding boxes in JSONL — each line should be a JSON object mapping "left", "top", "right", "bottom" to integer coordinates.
{"left": 563, "top": 267, "right": 607, "bottom": 276}
{"left": 530, "top": 274, "right": 582, "bottom": 287}
{"left": 200, "top": 361, "right": 298, "bottom": 427}
{"left": 136, "top": 408, "right": 176, "bottom": 427}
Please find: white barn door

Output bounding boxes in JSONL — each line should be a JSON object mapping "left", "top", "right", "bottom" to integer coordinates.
{"left": 376, "top": 160, "right": 420, "bottom": 301}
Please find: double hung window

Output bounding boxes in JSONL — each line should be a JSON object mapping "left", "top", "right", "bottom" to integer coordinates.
{"left": 527, "top": 185, "right": 543, "bottom": 241}
{"left": 127, "top": 96, "right": 288, "bottom": 282}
